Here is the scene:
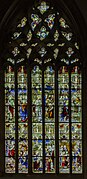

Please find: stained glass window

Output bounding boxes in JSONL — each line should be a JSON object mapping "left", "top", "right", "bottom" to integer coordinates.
{"left": 4, "top": 0, "right": 82, "bottom": 175}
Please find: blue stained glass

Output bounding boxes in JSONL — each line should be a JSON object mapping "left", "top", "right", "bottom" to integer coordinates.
{"left": 37, "top": 26, "right": 49, "bottom": 40}
{"left": 45, "top": 14, "right": 55, "bottom": 29}
{"left": 18, "top": 156, "right": 28, "bottom": 173}
{"left": 19, "top": 104, "right": 28, "bottom": 122}
{"left": 31, "top": 14, "right": 42, "bottom": 31}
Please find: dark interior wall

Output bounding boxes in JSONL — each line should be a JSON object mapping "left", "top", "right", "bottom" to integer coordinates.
{"left": 0, "top": 0, "right": 87, "bottom": 26}
{"left": 75, "top": 0, "right": 87, "bottom": 25}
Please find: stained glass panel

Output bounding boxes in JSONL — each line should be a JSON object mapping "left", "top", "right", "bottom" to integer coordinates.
{"left": 37, "top": 26, "right": 49, "bottom": 41}
{"left": 32, "top": 66, "right": 43, "bottom": 173}
{"left": 45, "top": 14, "right": 55, "bottom": 29}
{"left": 71, "top": 66, "right": 82, "bottom": 173}
{"left": 5, "top": 66, "right": 15, "bottom": 173}
{"left": 58, "top": 66, "right": 70, "bottom": 173}
{"left": 31, "top": 14, "right": 42, "bottom": 31}
{"left": 44, "top": 67, "right": 55, "bottom": 173}
{"left": 18, "top": 66, "right": 28, "bottom": 173}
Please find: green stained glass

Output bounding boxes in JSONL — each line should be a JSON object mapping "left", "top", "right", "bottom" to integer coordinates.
{"left": 32, "top": 66, "right": 43, "bottom": 173}
{"left": 5, "top": 66, "right": 15, "bottom": 173}
{"left": 71, "top": 107, "right": 82, "bottom": 122}
{"left": 5, "top": 157, "right": 15, "bottom": 173}
{"left": 32, "top": 140, "right": 43, "bottom": 156}
{"left": 45, "top": 123, "right": 55, "bottom": 139}
{"left": 59, "top": 123, "right": 69, "bottom": 140}
{"left": 18, "top": 66, "right": 28, "bottom": 173}
{"left": 32, "top": 123, "right": 42, "bottom": 140}
{"left": 37, "top": 1, "right": 49, "bottom": 14}
{"left": 18, "top": 123, "right": 28, "bottom": 139}
{"left": 5, "top": 123, "right": 15, "bottom": 140}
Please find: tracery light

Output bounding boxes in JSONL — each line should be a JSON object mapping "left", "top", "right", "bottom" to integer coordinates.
{"left": 17, "top": 17, "right": 27, "bottom": 28}
{"left": 31, "top": 14, "right": 42, "bottom": 31}
{"left": 59, "top": 18, "right": 69, "bottom": 28}
{"left": 12, "top": 32, "right": 22, "bottom": 39}
{"left": 37, "top": 26, "right": 49, "bottom": 40}
{"left": 27, "top": 30, "right": 32, "bottom": 41}
{"left": 37, "top": 1, "right": 49, "bottom": 14}
{"left": 54, "top": 30, "right": 59, "bottom": 41}
{"left": 62, "top": 31, "right": 73, "bottom": 41}
{"left": 12, "top": 47, "right": 20, "bottom": 57}
{"left": 45, "top": 14, "right": 55, "bottom": 29}
{"left": 39, "top": 47, "right": 47, "bottom": 57}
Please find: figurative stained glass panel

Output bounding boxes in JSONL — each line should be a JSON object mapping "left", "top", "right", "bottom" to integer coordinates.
{"left": 44, "top": 66, "right": 55, "bottom": 173}
{"left": 37, "top": 26, "right": 49, "bottom": 41}
{"left": 31, "top": 66, "right": 43, "bottom": 173}
{"left": 17, "top": 66, "right": 28, "bottom": 173}
{"left": 71, "top": 66, "right": 82, "bottom": 173}
{"left": 5, "top": 66, "right": 15, "bottom": 173}
{"left": 45, "top": 14, "right": 55, "bottom": 29}
{"left": 31, "top": 14, "right": 42, "bottom": 31}
{"left": 58, "top": 66, "right": 70, "bottom": 173}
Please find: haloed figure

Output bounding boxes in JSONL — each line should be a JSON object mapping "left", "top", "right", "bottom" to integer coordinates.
{"left": 20, "top": 104, "right": 28, "bottom": 122}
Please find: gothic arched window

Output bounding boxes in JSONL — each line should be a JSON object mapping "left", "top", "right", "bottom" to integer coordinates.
{"left": 4, "top": 1, "right": 82, "bottom": 174}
